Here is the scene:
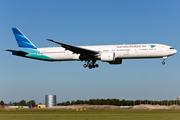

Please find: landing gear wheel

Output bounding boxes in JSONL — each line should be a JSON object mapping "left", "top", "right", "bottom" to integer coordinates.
{"left": 162, "top": 61, "right": 165, "bottom": 65}
{"left": 83, "top": 64, "right": 87, "bottom": 68}
{"left": 83, "top": 60, "right": 98, "bottom": 69}
{"left": 89, "top": 65, "right": 92, "bottom": 69}
{"left": 90, "top": 62, "right": 94, "bottom": 66}
{"left": 95, "top": 64, "right": 99, "bottom": 67}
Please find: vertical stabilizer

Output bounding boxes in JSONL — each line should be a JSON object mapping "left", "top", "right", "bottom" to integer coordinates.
{"left": 12, "top": 28, "right": 37, "bottom": 49}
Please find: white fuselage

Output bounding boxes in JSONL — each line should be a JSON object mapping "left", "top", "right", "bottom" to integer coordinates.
{"left": 37, "top": 44, "right": 177, "bottom": 61}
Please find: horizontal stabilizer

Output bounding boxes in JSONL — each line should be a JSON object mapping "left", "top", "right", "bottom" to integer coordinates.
{"left": 4, "top": 49, "right": 29, "bottom": 54}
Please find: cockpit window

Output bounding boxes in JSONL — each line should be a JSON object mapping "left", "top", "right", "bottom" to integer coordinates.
{"left": 170, "top": 47, "right": 174, "bottom": 49}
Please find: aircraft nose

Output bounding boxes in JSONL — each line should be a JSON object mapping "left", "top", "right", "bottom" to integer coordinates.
{"left": 172, "top": 49, "right": 177, "bottom": 55}
{"left": 175, "top": 49, "right": 177, "bottom": 54}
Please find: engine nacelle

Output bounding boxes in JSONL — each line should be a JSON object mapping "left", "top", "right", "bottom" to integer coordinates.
{"left": 101, "top": 52, "right": 115, "bottom": 62}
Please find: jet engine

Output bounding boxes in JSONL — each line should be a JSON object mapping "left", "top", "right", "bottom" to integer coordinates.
{"left": 101, "top": 52, "right": 115, "bottom": 62}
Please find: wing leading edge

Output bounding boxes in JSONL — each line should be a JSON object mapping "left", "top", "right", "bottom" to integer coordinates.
{"left": 46, "top": 39, "right": 99, "bottom": 55}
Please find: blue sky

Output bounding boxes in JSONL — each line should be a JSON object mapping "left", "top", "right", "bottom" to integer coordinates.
{"left": 1, "top": 0, "right": 180, "bottom": 104}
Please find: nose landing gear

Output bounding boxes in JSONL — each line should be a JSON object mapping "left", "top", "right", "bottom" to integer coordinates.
{"left": 162, "top": 56, "right": 167, "bottom": 65}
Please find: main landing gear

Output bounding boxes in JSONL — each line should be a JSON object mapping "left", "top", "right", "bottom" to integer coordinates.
{"left": 162, "top": 56, "right": 167, "bottom": 65}
{"left": 83, "top": 60, "right": 99, "bottom": 69}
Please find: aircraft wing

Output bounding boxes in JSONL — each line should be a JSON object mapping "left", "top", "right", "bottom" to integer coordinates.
{"left": 4, "top": 49, "right": 29, "bottom": 54}
{"left": 46, "top": 39, "right": 99, "bottom": 55}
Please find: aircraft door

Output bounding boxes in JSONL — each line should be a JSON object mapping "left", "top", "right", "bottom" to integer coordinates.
{"left": 159, "top": 46, "right": 163, "bottom": 52}
{"left": 134, "top": 49, "right": 139, "bottom": 57}
{"left": 135, "top": 49, "right": 138, "bottom": 53}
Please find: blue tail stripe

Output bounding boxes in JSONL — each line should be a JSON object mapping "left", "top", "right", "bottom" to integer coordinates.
{"left": 14, "top": 34, "right": 36, "bottom": 49}
{"left": 12, "top": 28, "right": 23, "bottom": 35}
{"left": 12, "top": 28, "right": 37, "bottom": 49}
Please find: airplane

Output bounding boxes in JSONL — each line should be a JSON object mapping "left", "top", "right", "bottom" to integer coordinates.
{"left": 5, "top": 28, "right": 177, "bottom": 69}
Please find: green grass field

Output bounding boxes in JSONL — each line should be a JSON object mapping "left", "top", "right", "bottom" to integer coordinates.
{"left": 0, "top": 109, "right": 180, "bottom": 120}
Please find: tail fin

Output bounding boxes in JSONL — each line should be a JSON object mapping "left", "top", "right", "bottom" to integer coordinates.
{"left": 12, "top": 28, "right": 37, "bottom": 49}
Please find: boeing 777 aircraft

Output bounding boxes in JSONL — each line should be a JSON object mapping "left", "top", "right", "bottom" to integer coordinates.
{"left": 5, "top": 28, "right": 177, "bottom": 69}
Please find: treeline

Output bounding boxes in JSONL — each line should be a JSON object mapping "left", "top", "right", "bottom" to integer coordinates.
{"left": 1, "top": 99, "right": 180, "bottom": 106}
{"left": 0, "top": 100, "right": 36, "bottom": 106}
{"left": 57, "top": 99, "right": 180, "bottom": 106}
